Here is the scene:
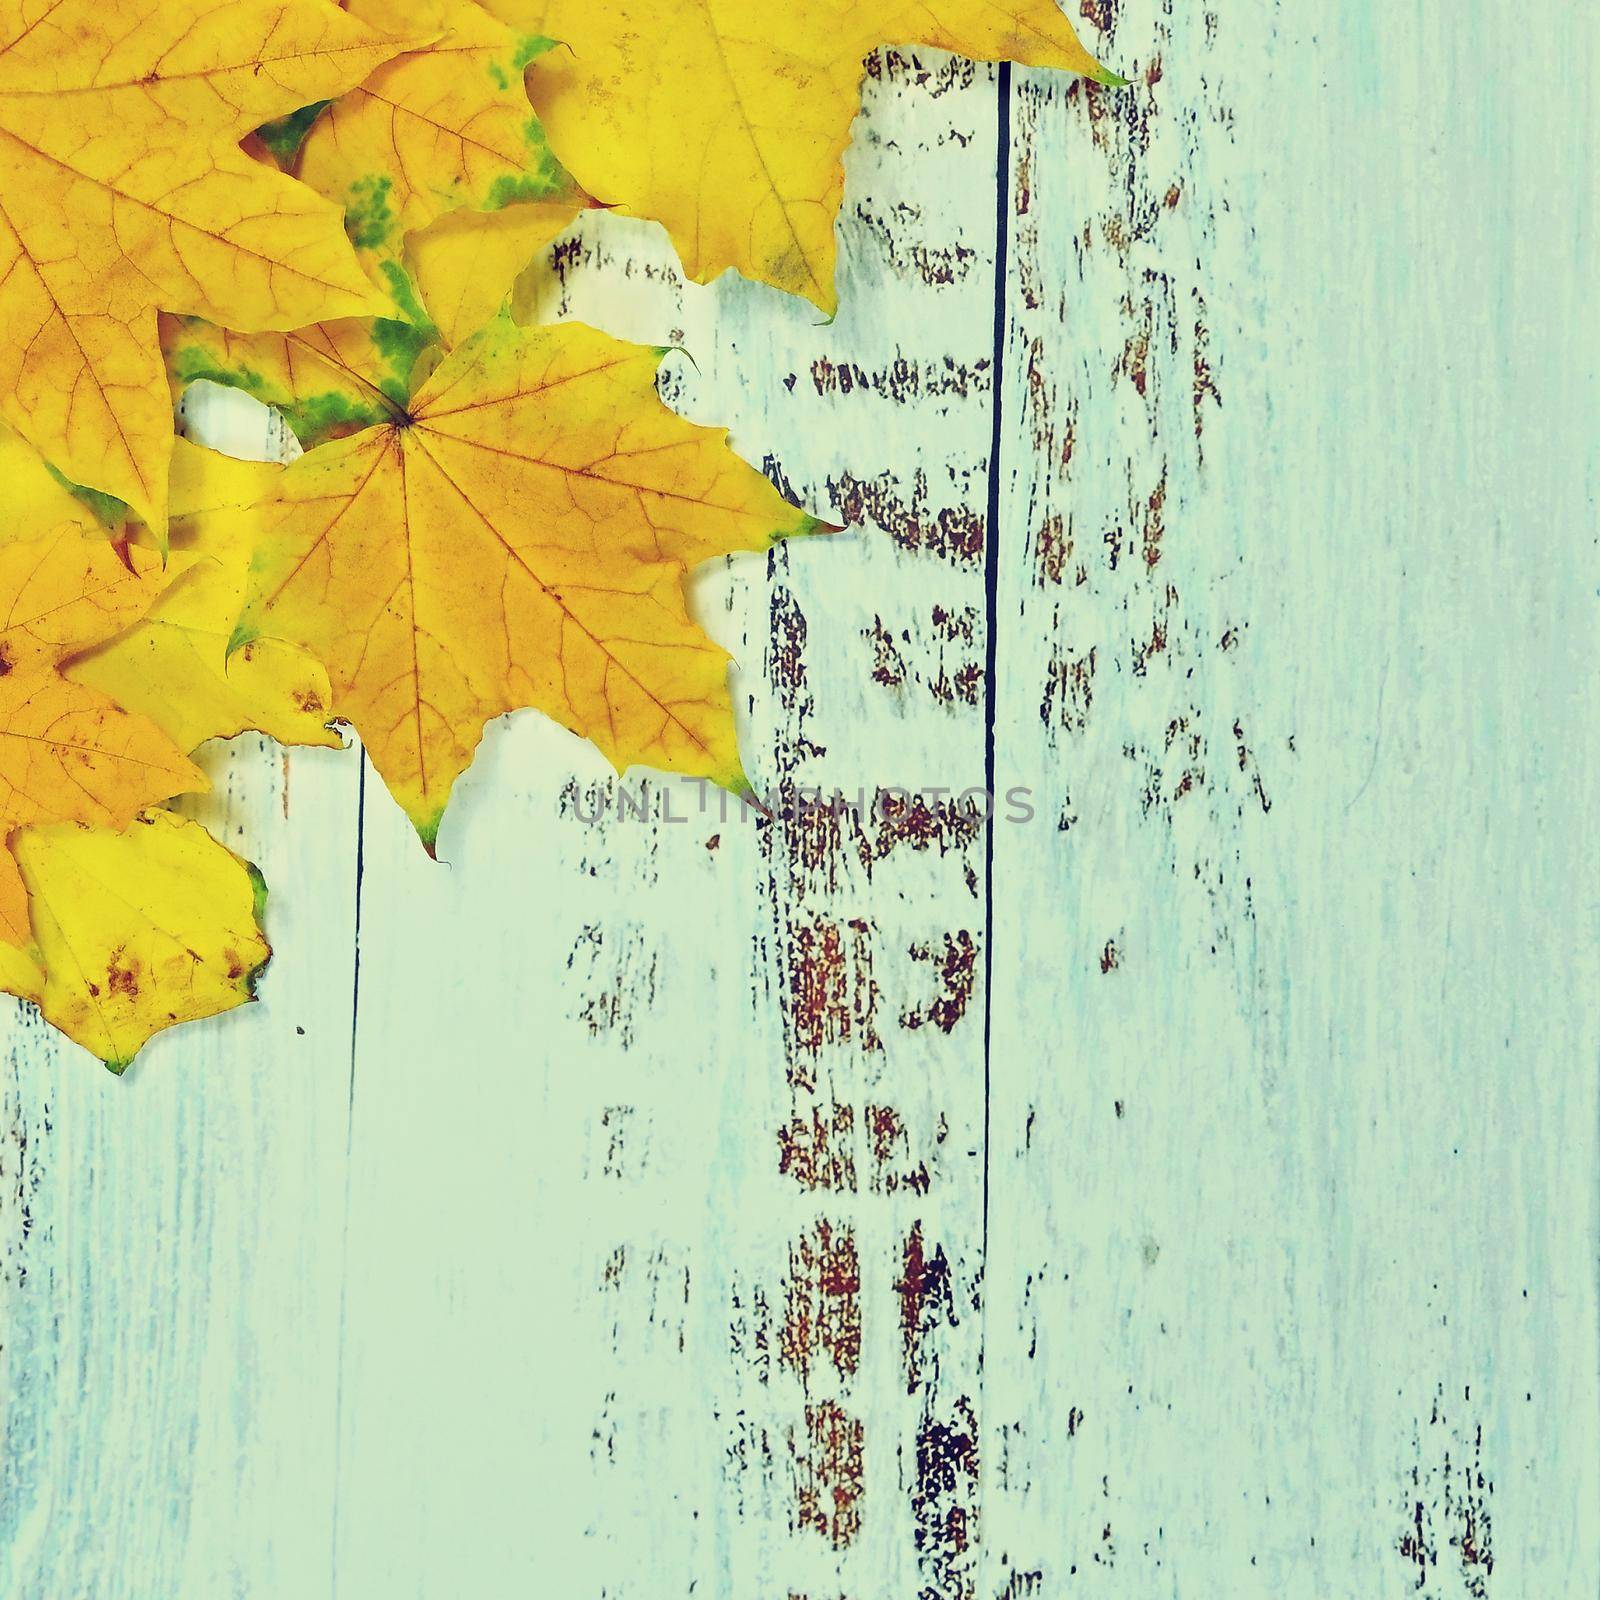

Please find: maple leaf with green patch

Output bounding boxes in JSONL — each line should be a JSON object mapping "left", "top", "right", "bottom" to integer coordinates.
{"left": 0, "top": 0, "right": 415, "bottom": 532}
{"left": 503, "top": 0, "right": 1117, "bottom": 310}
{"left": 173, "top": 312, "right": 824, "bottom": 853}
{"left": 288, "top": 0, "right": 590, "bottom": 342}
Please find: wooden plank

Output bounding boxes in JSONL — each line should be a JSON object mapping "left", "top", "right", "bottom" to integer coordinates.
{"left": 0, "top": 387, "right": 362, "bottom": 1597}
{"left": 327, "top": 48, "right": 1004, "bottom": 1599}
{"left": 983, "top": 2, "right": 1599, "bottom": 1595}
{"left": 1, "top": 3, "right": 1595, "bottom": 1593}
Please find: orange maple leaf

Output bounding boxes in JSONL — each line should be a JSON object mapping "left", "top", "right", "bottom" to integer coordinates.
{"left": 0, "top": 527, "right": 205, "bottom": 949}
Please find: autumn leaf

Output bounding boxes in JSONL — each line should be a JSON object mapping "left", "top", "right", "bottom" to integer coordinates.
{"left": 195, "top": 314, "right": 819, "bottom": 852}
{"left": 11, "top": 809, "right": 271, "bottom": 1071}
{"left": 0, "top": 440, "right": 277, "bottom": 1070}
{"left": 163, "top": 313, "right": 430, "bottom": 449}
{"left": 0, "top": 527, "right": 206, "bottom": 950}
{"left": 0, "top": 427, "right": 338, "bottom": 754}
{"left": 292, "top": 0, "right": 587, "bottom": 337}
{"left": 255, "top": 100, "right": 336, "bottom": 169}
{"left": 0, "top": 0, "right": 417, "bottom": 532}
{"left": 503, "top": 0, "right": 1117, "bottom": 310}
{"left": 0, "top": 424, "right": 105, "bottom": 538}
{"left": 68, "top": 442, "right": 342, "bottom": 754}
{"left": 407, "top": 198, "right": 581, "bottom": 349}
{"left": 0, "top": 917, "right": 40, "bottom": 1002}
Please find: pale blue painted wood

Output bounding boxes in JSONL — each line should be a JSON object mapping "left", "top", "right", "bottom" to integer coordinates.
{"left": 0, "top": 3, "right": 1594, "bottom": 1595}
{"left": 984, "top": 2, "right": 1598, "bottom": 1595}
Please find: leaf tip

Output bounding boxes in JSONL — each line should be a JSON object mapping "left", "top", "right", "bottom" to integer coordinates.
{"left": 226, "top": 621, "right": 259, "bottom": 660}
{"left": 723, "top": 769, "right": 774, "bottom": 821}
{"left": 414, "top": 807, "right": 446, "bottom": 859}
{"left": 790, "top": 512, "right": 844, "bottom": 542}
{"left": 803, "top": 278, "right": 841, "bottom": 323}
{"left": 653, "top": 342, "right": 699, "bottom": 377}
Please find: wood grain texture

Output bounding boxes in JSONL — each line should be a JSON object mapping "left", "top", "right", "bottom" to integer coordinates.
{"left": 2, "top": 3, "right": 1596, "bottom": 1595}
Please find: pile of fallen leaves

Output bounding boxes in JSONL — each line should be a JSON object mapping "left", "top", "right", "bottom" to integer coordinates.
{"left": 0, "top": 0, "right": 1113, "bottom": 1069}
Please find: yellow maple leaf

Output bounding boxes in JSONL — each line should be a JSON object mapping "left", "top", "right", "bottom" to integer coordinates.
{"left": 162, "top": 313, "right": 429, "bottom": 447}
{"left": 0, "top": 427, "right": 338, "bottom": 753}
{"left": 11, "top": 809, "right": 271, "bottom": 1071}
{"left": 0, "top": 0, "right": 416, "bottom": 532}
{"left": 502, "top": 0, "right": 1116, "bottom": 310}
{"left": 206, "top": 314, "right": 820, "bottom": 852}
{"left": 293, "top": 0, "right": 587, "bottom": 336}
{"left": 407, "top": 199, "right": 582, "bottom": 348}
{"left": 67, "top": 442, "right": 342, "bottom": 753}
{"left": 0, "top": 527, "right": 206, "bottom": 949}
{"left": 0, "top": 423, "right": 105, "bottom": 536}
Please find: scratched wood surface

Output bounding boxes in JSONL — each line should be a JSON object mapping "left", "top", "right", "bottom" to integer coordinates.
{"left": 2, "top": 2, "right": 1596, "bottom": 1595}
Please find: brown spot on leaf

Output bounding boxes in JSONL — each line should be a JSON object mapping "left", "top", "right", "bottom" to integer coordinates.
{"left": 105, "top": 951, "right": 140, "bottom": 999}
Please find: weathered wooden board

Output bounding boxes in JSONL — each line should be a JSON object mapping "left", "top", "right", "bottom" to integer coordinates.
{"left": 985, "top": 2, "right": 1598, "bottom": 1595}
{"left": 1, "top": 2, "right": 1596, "bottom": 1595}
